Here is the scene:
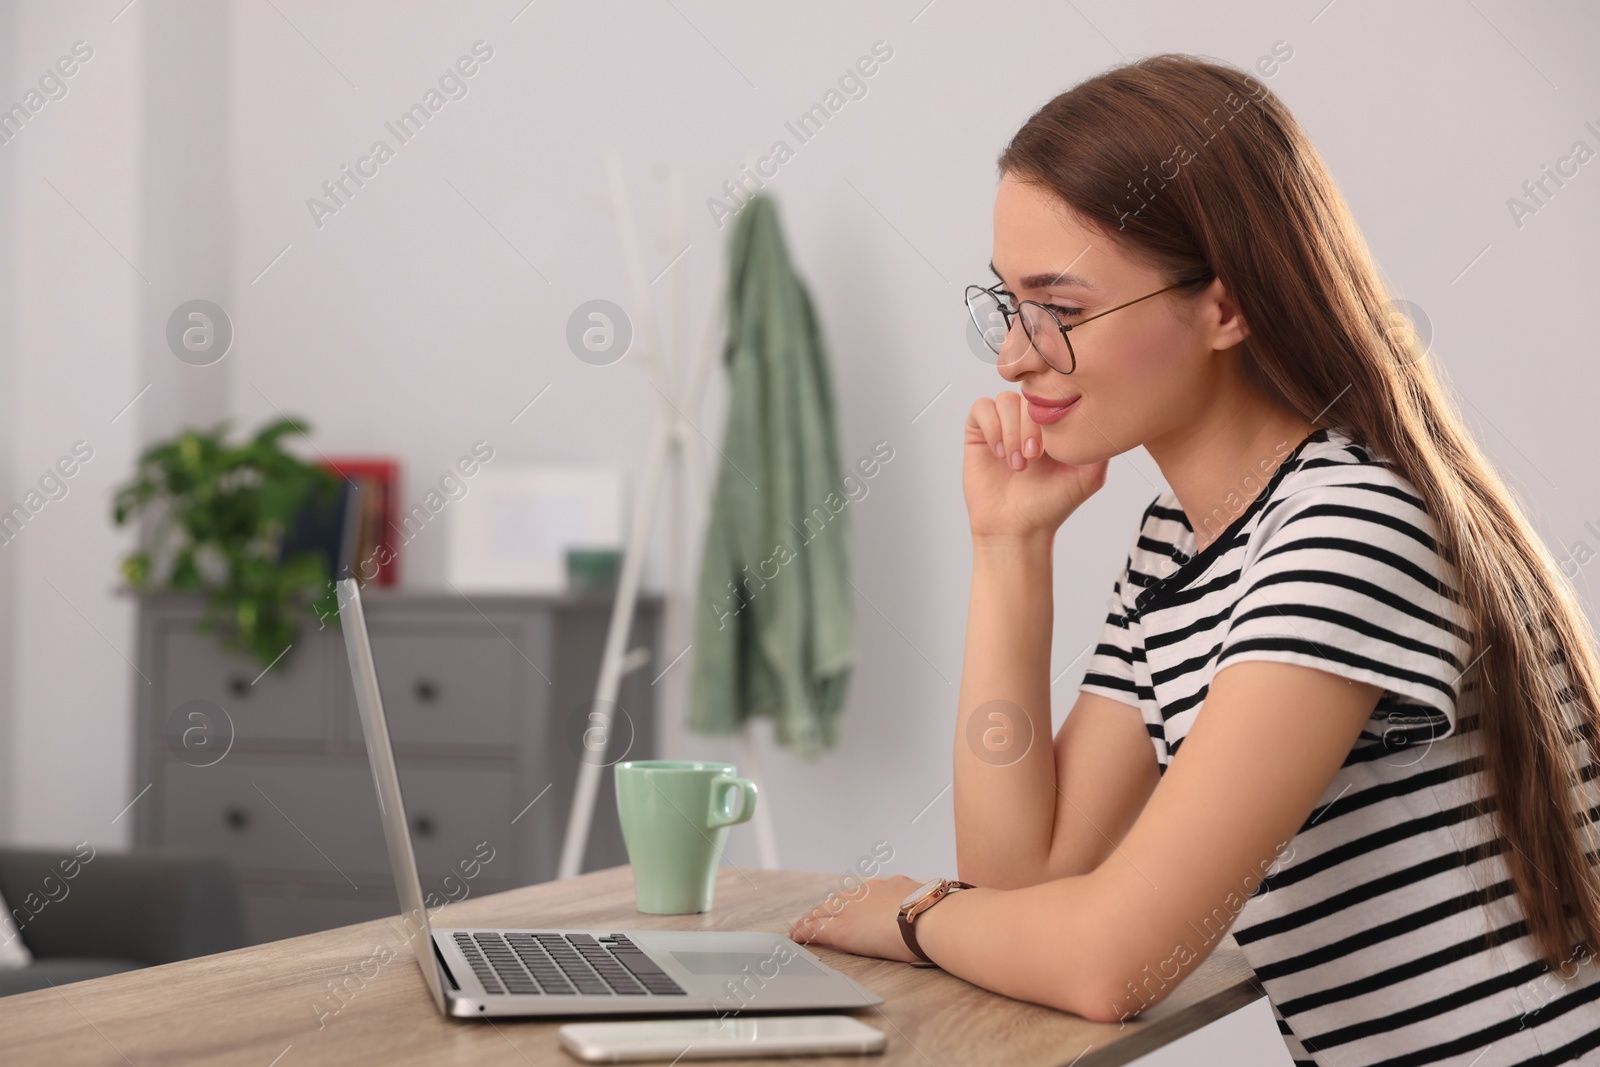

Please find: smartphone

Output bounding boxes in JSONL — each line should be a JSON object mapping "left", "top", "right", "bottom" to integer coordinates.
{"left": 557, "top": 1014, "right": 886, "bottom": 1062}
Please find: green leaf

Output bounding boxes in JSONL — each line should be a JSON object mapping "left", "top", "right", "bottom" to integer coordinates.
{"left": 111, "top": 413, "right": 345, "bottom": 668}
{"left": 121, "top": 553, "right": 150, "bottom": 587}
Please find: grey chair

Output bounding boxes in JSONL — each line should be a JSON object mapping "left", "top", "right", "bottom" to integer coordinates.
{"left": 0, "top": 847, "right": 245, "bottom": 997}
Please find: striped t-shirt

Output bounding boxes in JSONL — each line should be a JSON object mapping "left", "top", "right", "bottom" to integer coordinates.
{"left": 1079, "top": 426, "right": 1600, "bottom": 1066}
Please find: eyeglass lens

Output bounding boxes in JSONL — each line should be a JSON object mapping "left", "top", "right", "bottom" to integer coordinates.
{"left": 966, "top": 288, "right": 1073, "bottom": 372}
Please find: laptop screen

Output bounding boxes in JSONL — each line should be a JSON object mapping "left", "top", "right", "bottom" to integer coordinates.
{"left": 336, "top": 578, "right": 449, "bottom": 1012}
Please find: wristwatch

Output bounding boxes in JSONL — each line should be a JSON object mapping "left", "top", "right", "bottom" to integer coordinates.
{"left": 897, "top": 878, "right": 975, "bottom": 968}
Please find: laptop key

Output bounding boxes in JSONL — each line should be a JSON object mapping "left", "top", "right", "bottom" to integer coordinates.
{"left": 611, "top": 950, "right": 668, "bottom": 978}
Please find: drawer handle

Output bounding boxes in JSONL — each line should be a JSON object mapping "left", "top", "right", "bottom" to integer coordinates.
{"left": 224, "top": 807, "right": 250, "bottom": 831}
{"left": 413, "top": 679, "right": 439, "bottom": 704}
{"left": 412, "top": 815, "right": 437, "bottom": 838}
{"left": 227, "top": 676, "right": 250, "bottom": 697}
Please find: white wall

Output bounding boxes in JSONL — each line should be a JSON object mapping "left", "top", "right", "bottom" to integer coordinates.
{"left": 136, "top": 0, "right": 235, "bottom": 447}
{"left": 1, "top": 1, "right": 144, "bottom": 847}
{"left": 8, "top": 0, "right": 1600, "bottom": 901}
{"left": 204, "top": 0, "right": 1600, "bottom": 883}
{"left": 0, "top": 0, "right": 15, "bottom": 842}
{"left": 2, "top": 3, "right": 1598, "bottom": 1062}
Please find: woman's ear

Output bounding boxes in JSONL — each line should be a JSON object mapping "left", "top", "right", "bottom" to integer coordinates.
{"left": 1206, "top": 276, "right": 1250, "bottom": 350}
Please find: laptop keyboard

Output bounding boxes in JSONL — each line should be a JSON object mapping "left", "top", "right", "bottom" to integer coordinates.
{"left": 452, "top": 932, "right": 687, "bottom": 997}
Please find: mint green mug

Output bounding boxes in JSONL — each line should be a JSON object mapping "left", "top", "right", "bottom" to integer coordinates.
{"left": 614, "top": 760, "right": 758, "bottom": 914}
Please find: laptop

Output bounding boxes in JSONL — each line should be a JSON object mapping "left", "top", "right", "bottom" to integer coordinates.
{"left": 335, "top": 578, "right": 884, "bottom": 1019}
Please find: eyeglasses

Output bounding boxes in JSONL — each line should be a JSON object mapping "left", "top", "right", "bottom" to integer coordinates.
{"left": 965, "top": 271, "right": 1215, "bottom": 374}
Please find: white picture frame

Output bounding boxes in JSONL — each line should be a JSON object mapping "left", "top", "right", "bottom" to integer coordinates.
{"left": 445, "top": 464, "right": 625, "bottom": 592}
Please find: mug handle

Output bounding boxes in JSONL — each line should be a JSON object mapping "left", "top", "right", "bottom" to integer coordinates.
{"left": 706, "top": 775, "right": 758, "bottom": 829}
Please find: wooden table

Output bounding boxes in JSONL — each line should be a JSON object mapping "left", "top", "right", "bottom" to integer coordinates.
{"left": 0, "top": 865, "right": 1263, "bottom": 1065}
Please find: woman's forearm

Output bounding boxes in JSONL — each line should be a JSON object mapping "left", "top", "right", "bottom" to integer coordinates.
{"left": 911, "top": 874, "right": 1120, "bottom": 1021}
{"left": 953, "top": 532, "right": 1060, "bottom": 888}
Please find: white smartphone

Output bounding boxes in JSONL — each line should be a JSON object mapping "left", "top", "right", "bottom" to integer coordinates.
{"left": 557, "top": 1014, "right": 886, "bottom": 1062}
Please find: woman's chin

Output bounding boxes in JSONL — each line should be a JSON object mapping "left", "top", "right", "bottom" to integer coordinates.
{"left": 1039, "top": 425, "right": 1104, "bottom": 467}
{"left": 1036, "top": 422, "right": 1088, "bottom": 460}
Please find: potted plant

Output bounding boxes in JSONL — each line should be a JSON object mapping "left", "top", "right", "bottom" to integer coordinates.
{"left": 113, "top": 416, "right": 344, "bottom": 668}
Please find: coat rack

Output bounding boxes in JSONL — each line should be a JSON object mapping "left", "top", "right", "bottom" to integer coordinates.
{"left": 556, "top": 147, "right": 782, "bottom": 880}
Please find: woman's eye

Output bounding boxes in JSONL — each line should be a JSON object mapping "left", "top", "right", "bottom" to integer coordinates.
{"left": 1047, "top": 304, "right": 1085, "bottom": 317}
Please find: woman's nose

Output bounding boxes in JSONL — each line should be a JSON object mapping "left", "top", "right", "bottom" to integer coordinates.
{"left": 996, "top": 321, "right": 1043, "bottom": 381}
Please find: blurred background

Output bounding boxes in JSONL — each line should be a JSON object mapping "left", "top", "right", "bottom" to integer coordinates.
{"left": 0, "top": 1, "right": 1596, "bottom": 1059}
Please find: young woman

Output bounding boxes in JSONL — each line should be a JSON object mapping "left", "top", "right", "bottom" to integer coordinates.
{"left": 790, "top": 54, "right": 1600, "bottom": 1064}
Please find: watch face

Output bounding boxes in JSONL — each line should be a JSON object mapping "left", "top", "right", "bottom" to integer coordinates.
{"left": 902, "top": 877, "right": 945, "bottom": 909}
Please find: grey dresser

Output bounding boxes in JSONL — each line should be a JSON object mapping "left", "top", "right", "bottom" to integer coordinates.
{"left": 131, "top": 589, "right": 660, "bottom": 945}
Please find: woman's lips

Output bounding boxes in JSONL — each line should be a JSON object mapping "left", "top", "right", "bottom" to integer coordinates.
{"left": 1024, "top": 393, "right": 1081, "bottom": 425}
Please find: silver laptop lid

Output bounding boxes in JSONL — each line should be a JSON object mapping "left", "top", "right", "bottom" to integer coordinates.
{"left": 336, "top": 577, "right": 448, "bottom": 1012}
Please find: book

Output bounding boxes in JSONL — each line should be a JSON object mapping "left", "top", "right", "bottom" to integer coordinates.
{"left": 279, "top": 476, "right": 355, "bottom": 580}
{"left": 319, "top": 458, "right": 401, "bottom": 586}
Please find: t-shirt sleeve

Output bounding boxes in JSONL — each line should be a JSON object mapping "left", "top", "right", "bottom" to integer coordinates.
{"left": 1078, "top": 552, "right": 1144, "bottom": 708}
{"left": 1213, "top": 472, "right": 1476, "bottom": 734}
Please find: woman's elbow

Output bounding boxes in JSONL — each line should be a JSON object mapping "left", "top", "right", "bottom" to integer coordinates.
{"left": 1069, "top": 953, "right": 1187, "bottom": 1025}
{"left": 1042, "top": 963, "right": 1142, "bottom": 1024}
{"left": 1023, "top": 969, "right": 1147, "bottom": 1024}
{"left": 1035, "top": 919, "right": 1159, "bottom": 1023}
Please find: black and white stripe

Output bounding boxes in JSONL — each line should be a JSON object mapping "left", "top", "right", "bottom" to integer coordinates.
{"left": 1080, "top": 427, "right": 1600, "bottom": 1066}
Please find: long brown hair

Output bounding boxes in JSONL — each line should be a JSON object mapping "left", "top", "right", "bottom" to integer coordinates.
{"left": 998, "top": 53, "right": 1600, "bottom": 970}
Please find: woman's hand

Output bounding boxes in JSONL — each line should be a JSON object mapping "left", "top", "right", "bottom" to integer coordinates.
{"left": 964, "top": 391, "right": 1108, "bottom": 542}
{"left": 788, "top": 875, "right": 927, "bottom": 964}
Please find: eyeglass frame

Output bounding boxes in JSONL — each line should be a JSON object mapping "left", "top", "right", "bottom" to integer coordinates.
{"left": 965, "top": 269, "right": 1216, "bottom": 374}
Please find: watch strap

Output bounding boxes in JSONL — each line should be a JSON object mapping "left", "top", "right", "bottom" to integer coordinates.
{"left": 897, "top": 879, "right": 974, "bottom": 967}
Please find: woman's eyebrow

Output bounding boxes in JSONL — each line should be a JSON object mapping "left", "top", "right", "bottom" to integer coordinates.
{"left": 989, "top": 260, "right": 1099, "bottom": 292}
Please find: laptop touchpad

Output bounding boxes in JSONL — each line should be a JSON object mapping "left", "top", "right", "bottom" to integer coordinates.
{"left": 669, "top": 951, "right": 824, "bottom": 976}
